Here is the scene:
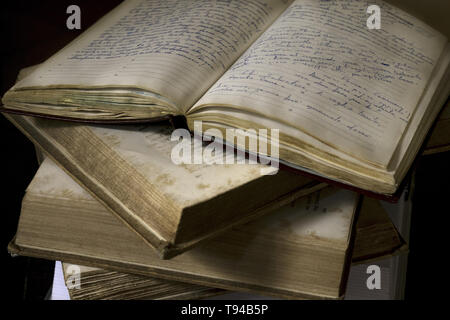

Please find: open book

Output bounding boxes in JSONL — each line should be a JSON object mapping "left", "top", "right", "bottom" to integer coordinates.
{"left": 2, "top": 0, "right": 449, "bottom": 195}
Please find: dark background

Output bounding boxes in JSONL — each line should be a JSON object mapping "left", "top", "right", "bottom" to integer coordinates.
{"left": 1, "top": 0, "right": 123, "bottom": 300}
{"left": 1, "top": 0, "right": 449, "bottom": 300}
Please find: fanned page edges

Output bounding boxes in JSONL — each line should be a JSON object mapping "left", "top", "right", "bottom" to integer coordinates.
{"left": 60, "top": 262, "right": 224, "bottom": 300}
{"left": 0, "top": 106, "right": 173, "bottom": 124}
{"left": 5, "top": 114, "right": 322, "bottom": 259}
{"left": 2, "top": 0, "right": 293, "bottom": 119}
{"left": 60, "top": 262, "right": 225, "bottom": 300}
{"left": 4, "top": 64, "right": 173, "bottom": 123}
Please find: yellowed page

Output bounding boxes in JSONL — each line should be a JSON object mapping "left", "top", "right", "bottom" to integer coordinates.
{"left": 189, "top": 0, "right": 447, "bottom": 167}
{"left": 9, "top": 0, "right": 292, "bottom": 112}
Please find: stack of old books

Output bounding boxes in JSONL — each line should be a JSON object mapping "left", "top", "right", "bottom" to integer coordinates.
{"left": 2, "top": 0, "right": 450, "bottom": 300}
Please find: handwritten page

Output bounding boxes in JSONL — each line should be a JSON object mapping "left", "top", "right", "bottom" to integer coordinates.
{"left": 13, "top": 0, "right": 292, "bottom": 112}
{"left": 190, "top": 0, "right": 447, "bottom": 167}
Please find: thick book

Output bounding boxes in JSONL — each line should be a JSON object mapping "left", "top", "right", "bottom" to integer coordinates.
{"left": 10, "top": 158, "right": 363, "bottom": 299}
{"left": 3, "top": 0, "right": 450, "bottom": 195}
{"left": 8, "top": 122, "right": 321, "bottom": 259}
{"left": 61, "top": 263, "right": 223, "bottom": 300}
{"left": 58, "top": 194, "right": 406, "bottom": 300}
